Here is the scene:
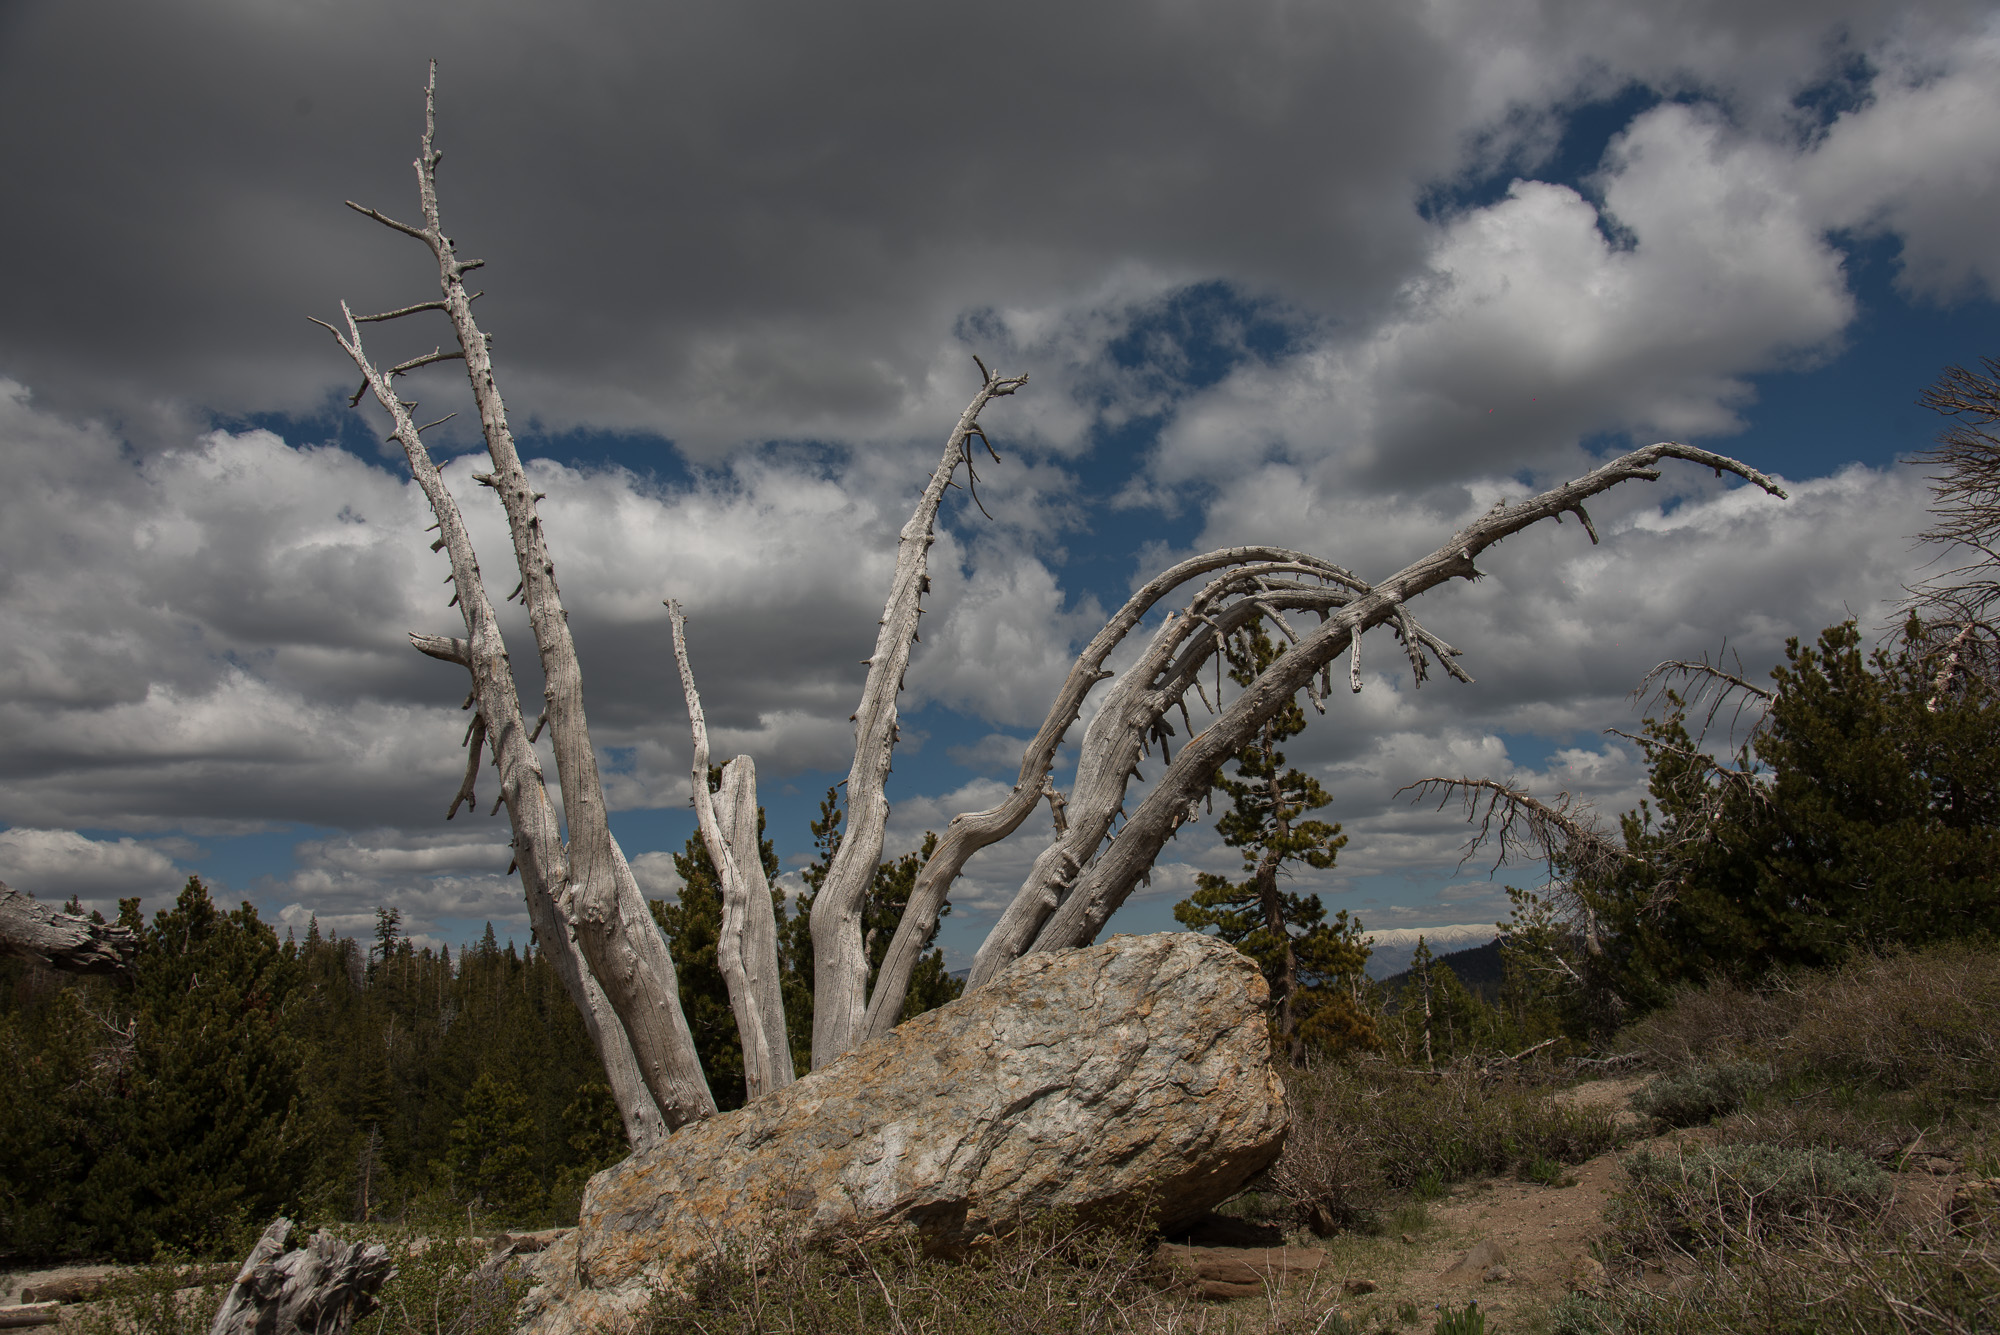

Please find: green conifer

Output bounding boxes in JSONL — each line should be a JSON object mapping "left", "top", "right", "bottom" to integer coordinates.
{"left": 1174, "top": 620, "right": 1373, "bottom": 1060}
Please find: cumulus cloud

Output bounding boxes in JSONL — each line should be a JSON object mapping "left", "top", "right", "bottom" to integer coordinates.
{"left": 0, "top": 828, "right": 189, "bottom": 916}
{"left": 0, "top": 0, "right": 1991, "bottom": 951}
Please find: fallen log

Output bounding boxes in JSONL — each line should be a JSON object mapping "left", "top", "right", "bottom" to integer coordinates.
{"left": 0, "top": 1304, "right": 59, "bottom": 1330}
{"left": 22, "top": 1265, "right": 235, "bottom": 1305}
{"left": 0, "top": 882, "right": 137, "bottom": 976}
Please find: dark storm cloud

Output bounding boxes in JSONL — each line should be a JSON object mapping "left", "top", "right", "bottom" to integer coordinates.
{"left": 2, "top": 0, "right": 1953, "bottom": 451}
{"left": 0, "top": 0, "right": 1460, "bottom": 445}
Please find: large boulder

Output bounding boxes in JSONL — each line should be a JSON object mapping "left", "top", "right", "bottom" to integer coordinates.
{"left": 517, "top": 932, "right": 1287, "bottom": 1333}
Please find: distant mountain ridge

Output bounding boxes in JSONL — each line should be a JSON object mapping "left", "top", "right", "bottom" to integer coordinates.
{"left": 1360, "top": 923, "right": 1498, "bottom": 979}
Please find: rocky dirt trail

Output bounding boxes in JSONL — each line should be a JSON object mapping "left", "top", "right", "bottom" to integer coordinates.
{"left": 1169, "top": 1076, "right": 1654, "bottom": 1326}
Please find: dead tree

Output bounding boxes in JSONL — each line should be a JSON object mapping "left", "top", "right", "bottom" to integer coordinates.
{"left": 1401, "top": 649, "right": 1781, "bottom": 988}
{"left": 1904, "top": 355, "right": 2000, "bottom": 701}
{"left": 318, "top": 66, "right": 1786, "bottom": 1134}
{"left": 207, "top": 1217, "right": 394, "bottom": 1335}
{"left": 0, "top": 881, "right": 137, "bottom": 976}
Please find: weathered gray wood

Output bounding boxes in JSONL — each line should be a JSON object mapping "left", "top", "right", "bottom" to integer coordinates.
{"left": 0, "top": 883, "right": 137, "bottom": 976}
{"left": 863, "top": 546, "right": 1358, "bottom": 1035}
{"left": 0, "top": 1303, "right": 59, "bottom": 1329}
{"left": 668, "top": 603, "right": 793, "bottom": 1099}
{"left": 967, "top": 558, "right": 1377, "bottom": 989}
{"left": 329, "top": 63, "right": 712, "bottom": 1135}
{"left": 1020, "top": 443, "right": 1785, "bottom": 962}
{"left": 808, "top": 365, "right": 1024, "bottom": 1067}
{"left": 208, "top": 1218, "right": 394, "bottom": 1335}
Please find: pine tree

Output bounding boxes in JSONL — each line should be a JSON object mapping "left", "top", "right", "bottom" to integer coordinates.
{"left": 1574, "top": 620, "right": 2000, "bottom": 1014}
{"left": 1174, "top": 620, "right": 1370, "bottom": 1060}
{"left": 84, "top": 878, "right": 318, "bottom": 1258}
{"left": 447, "top": 1071, "right": 541, "bottom": 1219}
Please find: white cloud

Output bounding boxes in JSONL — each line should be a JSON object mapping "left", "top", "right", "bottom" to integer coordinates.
{"left": 1800, "top": 32, "right": 2000, "bottom": 300}
{"left": 0, "top": 828, "right": 187, "bottom": 914}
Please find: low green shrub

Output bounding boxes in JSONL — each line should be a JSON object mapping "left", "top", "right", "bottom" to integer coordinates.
{"left": 1610, "top": 1142, "right": 1890, "bottom": 1255}
{"left": 1629, "top": 1060, "right": 1773, "bottom": 1128}
{"left": 355, "top": 1235, "right": 526, "bottom": 1335}
{"left": 642, "top": 1216, "right": 1198, "bottom": 1335}
{"left": 1549, "top": 1214, "right": 2000, "bottom": 1334}
{"left": 61, "top": 1261, "right": 226, "bottom": 1335}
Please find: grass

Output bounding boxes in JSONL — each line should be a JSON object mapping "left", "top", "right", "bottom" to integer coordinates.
{"left": 1549, "top": 939, "right": 2000, "bottom": 1335}
{"left": 1264, "top": 1059, "right": 1623, "bottom": 1235}
{"left": 1608, "top": 1143, "right": 1891, "bottom": 1255}
{"left": 1548, "top": 1213, "right": 2000, "bottom": 1334}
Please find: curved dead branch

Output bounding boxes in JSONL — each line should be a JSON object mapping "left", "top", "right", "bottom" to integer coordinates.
{"left": 861, "top": 546, "right": 1360, "bottom": 1037}
{"left": 1011, "top": 443, "right": 1785, "bottom": 966}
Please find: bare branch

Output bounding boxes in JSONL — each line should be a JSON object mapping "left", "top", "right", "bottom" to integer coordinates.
{"left": 445, "top": 711, "right": 486, "bottom": 820}
{"left": 354, "top": 299, "right": 450, "bottom": 323}
{"left": 861, "top": 544, "right": 1350, "bottom": 1038}
{"left": 316, "top": 284, "right": 687, "bottom": 1143}
{"left": 1008, "top": 441, "right": 1786, "bottom": 965}
{"left": 812, "top": 363, "right": 1025, "bottom": 1065}
{"left": 344, "top": 63, "right": 716, "bottom": 1126}
{"left": 1397, "top": 776, "right": 1627, "bottom": 885}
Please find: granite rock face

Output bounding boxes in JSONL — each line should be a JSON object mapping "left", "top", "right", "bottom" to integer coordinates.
{"left": 517, "top": 932, "right": 1287, "bottom": 1333}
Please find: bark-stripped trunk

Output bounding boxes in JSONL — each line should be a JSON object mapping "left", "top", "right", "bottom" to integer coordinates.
{"left": 329, "top": 64, "right": 712, "bottom": 1132}
{"left": 669, "top": 603, "right": 794, "bottom": 1098}
{"left": 319, "top": 305, "right": 672, "bottom": 1151}
{"left": 322, "top": 70, "right": 1790, "bottom": 1142}
{"left": 808, "top": 366, "right": 1024, "bottom": 1067}
{"left": 0, "top": 883, "right": 137, "bottom": 977}
{"left": 864, "top": 548, "right": 1355, "bottom": 1036}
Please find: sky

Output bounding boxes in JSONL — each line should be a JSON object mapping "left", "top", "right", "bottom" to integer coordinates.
{"left": 0, "top": 0, "right": 1996, "bottom": 973}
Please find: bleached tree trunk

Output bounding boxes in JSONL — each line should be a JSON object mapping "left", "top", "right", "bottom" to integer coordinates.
{"left": 0, "top": 882, "right": 137, "bottom": 977}
{"left": 326, "top": 64, "right": 713, "bottom": 1133}
{"left": 321, "top": 69, "right": 1791, "bottom": 1143}
{"left": 862, "top": 546, "right": 1365, "bottom": 1038}
{"left": 807, "top": 365, "right": 1024, "bottom": 1067}
{"left": 318, "top": 305, "right": 672, "bottom": 1151}
{"left": 669, "top": 603, "right": 794, "bottom": 1098}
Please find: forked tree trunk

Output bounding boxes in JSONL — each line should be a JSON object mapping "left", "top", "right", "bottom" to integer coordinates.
{"left": 670, "top": 601, "right": 794, "bottom": 1098}
{"left": 336, "top": 62, "right": 720, "bottom": 1127}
